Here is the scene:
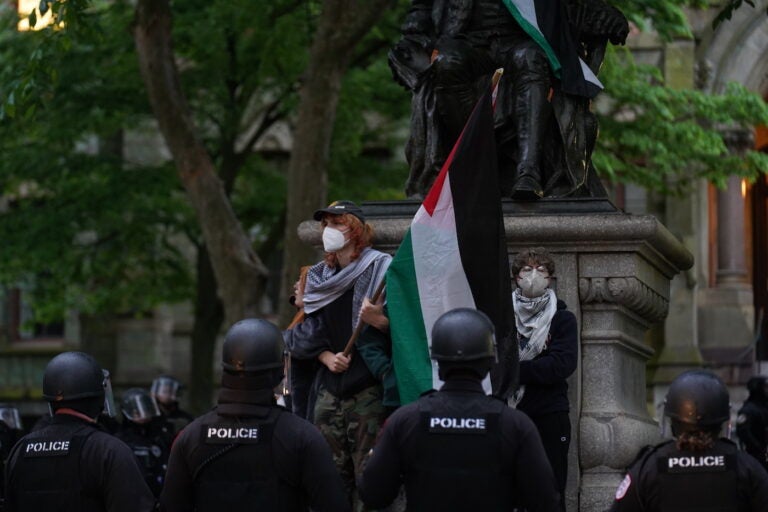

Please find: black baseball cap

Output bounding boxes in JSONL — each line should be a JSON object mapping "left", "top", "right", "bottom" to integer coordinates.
{"left": 313, "top": 200, "right": 365, "bottom": 223}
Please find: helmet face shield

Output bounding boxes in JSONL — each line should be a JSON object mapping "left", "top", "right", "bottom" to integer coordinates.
{"left": 121, "top": 389, "right": 161, "bottom": 424}
{"left": 150, "top": 376, "right": 181, "bottom": 405}
{"left": 0, "top": 405, "right": 22, "bottom": 430}
{"left": 102, "top": 369, "right": 116, "bottom": 418}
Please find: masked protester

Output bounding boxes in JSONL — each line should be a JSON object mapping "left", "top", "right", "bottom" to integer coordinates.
{"left": 736, "top": 375, "right": 768, "bottom": 472}
{"left": 115, "top": 388, "right": 173, "bottom": 498}
{"left": 283, "top": 200, "right": 391, "bottom": 511}
{"left": 359, "top": 308, "right": 560, "bottom": 511}
{"left": 510, "top": 247, "right": 577, "bottom": 512}
{"left": 160, "top": 318, "right": 350, "bottom": 512}
{"left": 610, "top": 370, "right": 768, "bottom": 511}
{"left": 150, "top": 375, "right": 194, "bottom": 435}
{"left": 4, "top": 352, "right": 155, "bottom": 512}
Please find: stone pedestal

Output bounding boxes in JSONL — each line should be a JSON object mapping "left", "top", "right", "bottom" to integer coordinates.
{"left": 298, "top": 199, "right": 693, "bottom": 512}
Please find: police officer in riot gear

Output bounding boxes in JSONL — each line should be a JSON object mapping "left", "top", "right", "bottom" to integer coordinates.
{"left": 610, "top": 370, "right": 768, "bottom": 512}
{"left": 115, "top": 388, "right": 173, "bottom": 497}
{"left": 150, "top": 375, "right": 194, "bottom": 436}
{"left": 359, "top": 308, "right": 560, "bottom": 511}
{"left": 736, "top": 375, "right": 768, "bottom": 472}
{"left": 160, "top": 318, "right": 350, "bottom": 512}
{"left": 3, "top": 351, "right": 155, "bottom": 512}
{"left": 0, "top": 404, "right": 24, "bottom": 508}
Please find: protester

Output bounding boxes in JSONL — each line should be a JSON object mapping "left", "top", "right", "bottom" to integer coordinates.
{"left": 736, "top": 375, "right": 768, "bottom": 472}
{"left": 4, "top": 352, "right": 155, "bottom": 512}
{"left": 511, "top": 247, "right": 577, "bottom": 512}
{"left": 115, "top": 388, "right": 172, "bottom": 498}
{"left": 160, "top": 318, "right": 350, "bottom": 512}
{"left": 359, "top": 308, "right": 559, "bottom": 511}
{"left": 283, "top": 200, "right": 391, "bottom": 510}
{"left": 610, "top": 370, "right": 768, "bottom": 511}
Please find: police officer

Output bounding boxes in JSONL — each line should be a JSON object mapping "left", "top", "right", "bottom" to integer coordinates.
{"left": 115, "top": 388, "right": 172, "bottom": 497}
{"left": 0, "top": 404, "right": 24, "bottom": 508}
{"left": 736, "top": 375, "right": 768, "bottom": 472}
{"left": 3, "top": 352, "right": 155, "bottom": 512}
{"left": 359, "top": 308, "right": 560, "bottom": 511}
{"left": 610, "top": 370, "right": 768, "bottom": 512}
{"left": 159, "top": 318, "right": 351, "bottom": 512}
{"left": 150, "top": 375, "right": 194, "bottom": 436}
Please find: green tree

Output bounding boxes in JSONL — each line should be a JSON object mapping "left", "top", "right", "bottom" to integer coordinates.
{"left": 2, "top": 0, "right": 767, "bottom": 410}
{"left": 1, "top": 0, "right": 407, "bottom": 410}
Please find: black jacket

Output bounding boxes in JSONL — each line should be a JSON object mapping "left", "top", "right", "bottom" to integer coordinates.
{"left": 736, "top": 399, "right": 768, "bottom": 471}
{"left": 159, "top": 397, "right": 350, "bottom": 512}
{"left": 516, "top": 300, "right": 578, "bottom": 417}
{"left": 359, "top": 379, "right": 559, "bottom": 511}
{"left": 609, "top": 438, "right": 768, "bottom": 512}
{"left": 4, "top": 413, "right": 155, "bottom": 512}
{"left": 284, "top": 288, "right": 378, "bottom": 420}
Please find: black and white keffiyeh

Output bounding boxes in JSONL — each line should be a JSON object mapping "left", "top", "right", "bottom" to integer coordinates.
{"left": 511, "top": 287, "right": 557, "bottom": 406}
{"left": 302, "top": 247, "right": 391, "bottom": 329}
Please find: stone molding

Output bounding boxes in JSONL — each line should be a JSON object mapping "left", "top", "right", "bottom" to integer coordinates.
{"left": 579, "top": 277, "right": 669, "bottom": 324}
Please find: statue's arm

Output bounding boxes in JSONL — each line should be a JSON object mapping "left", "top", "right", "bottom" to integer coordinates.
{"left": 389, "top": 0, "right": 435, "bottom": 90}
{"left": 567, "top": 0, "right": 629, "bottom": 46}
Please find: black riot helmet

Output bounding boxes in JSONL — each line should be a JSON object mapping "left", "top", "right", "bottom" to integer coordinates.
{"left": 121, "top": 388, "right": 161, "bottom": 424}
{"left": 151, "top": 375, "right": 183, "bottom": 406}
{"left": 43, "top": 352, "right": 106, "bottom": 403}
{"left": 431, "top": 308, "right": 496, "bottom": 380}
{"left": 663, "top": 370, "right": 730, "bottom": 434}
{"left": 0, "top": 404, "right": 22, "bottom": 431}
{"left": 222, "top": 318, "right": 285, "bottom": 373}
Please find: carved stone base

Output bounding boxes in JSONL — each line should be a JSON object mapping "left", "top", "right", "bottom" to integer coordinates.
{"left": 298, "top": 202, "right": 693, "bottom": 512}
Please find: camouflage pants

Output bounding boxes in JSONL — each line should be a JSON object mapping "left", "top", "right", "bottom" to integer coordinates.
{"left": 314, "top": 385, "right": 385, "bottom": 512}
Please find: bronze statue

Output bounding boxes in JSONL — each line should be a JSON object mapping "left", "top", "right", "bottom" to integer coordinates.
{"left": 389, "top": 0, "right": 629, "bottom": 200}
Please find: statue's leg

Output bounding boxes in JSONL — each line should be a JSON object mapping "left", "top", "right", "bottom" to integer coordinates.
{"left": 498, "top": 40, "right": 552, "bottom": 200}
{"left": 432, "top": 39, "right": 495, "bottom": 150}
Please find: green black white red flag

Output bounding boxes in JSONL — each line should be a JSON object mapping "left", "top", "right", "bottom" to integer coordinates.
{"left": 386, "top": 81, "right": 516, "bottom": 405}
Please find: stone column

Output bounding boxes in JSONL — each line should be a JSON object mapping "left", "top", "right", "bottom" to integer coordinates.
{"left": 698, "top": 128, "right": 755, "bottom": 361}
{"left": 715, "top": 130, "right": 752, "bottom": 287}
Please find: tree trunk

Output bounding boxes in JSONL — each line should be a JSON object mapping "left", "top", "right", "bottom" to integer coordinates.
{"left": 278, "top": 0, "right": 394, "bottom": 325}
{"left": 133, "top": 0, "right": 267, "bottom": 327}
{"left": 189, "top": 245, "right": 225, "bottom": 413}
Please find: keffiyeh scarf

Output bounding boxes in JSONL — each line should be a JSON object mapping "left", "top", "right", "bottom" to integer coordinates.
{"left": 511, "top": 287, "right": 557, "bottom": 406}
{"left": 302, "top": 247, "right": 392, "bottom": 330}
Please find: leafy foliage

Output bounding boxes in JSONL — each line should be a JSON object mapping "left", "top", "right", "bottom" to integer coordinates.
{"left": 1, "top": 0, "right": 766, "bottom": 329}
{"left": 595, "top": 46, "right": 768, "bottom": 193}
{"left": 0, "top": 0, "right": 409, "bottom": 327}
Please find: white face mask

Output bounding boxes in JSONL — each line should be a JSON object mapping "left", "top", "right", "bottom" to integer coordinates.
{"left": 322, "top": 226, "right": 349, "bottom": 253}
{"left": 517, "top": 269, "right": 550, "bottom": 298}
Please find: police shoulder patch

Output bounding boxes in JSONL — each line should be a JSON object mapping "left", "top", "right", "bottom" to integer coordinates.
{"left": 615, "top": 473, "right": 631, "bottom": 500}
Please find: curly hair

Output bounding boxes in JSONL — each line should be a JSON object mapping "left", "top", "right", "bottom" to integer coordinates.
{"left": 321, "top": 213, "right": 374, "bottom": 268}
{"left": 675, "top": 429, "right": 717, "bottom": 452}
{"left": 511, "top": 247, "right": 555, "bottom": 276}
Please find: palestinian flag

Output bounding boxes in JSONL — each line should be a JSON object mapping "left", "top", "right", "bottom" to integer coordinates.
{"left": 386, "top": 83, "right": 515, "bottom": 405}
{"left": 502, "top": 0, "right": 603, "bottom": 98}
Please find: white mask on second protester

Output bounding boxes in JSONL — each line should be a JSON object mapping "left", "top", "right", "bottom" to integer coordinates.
{"left": 517, "top": 269, "right": 550, "bottom": 298}
{"left": 322, "top": 226, "right": 349, "bottom": 252}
